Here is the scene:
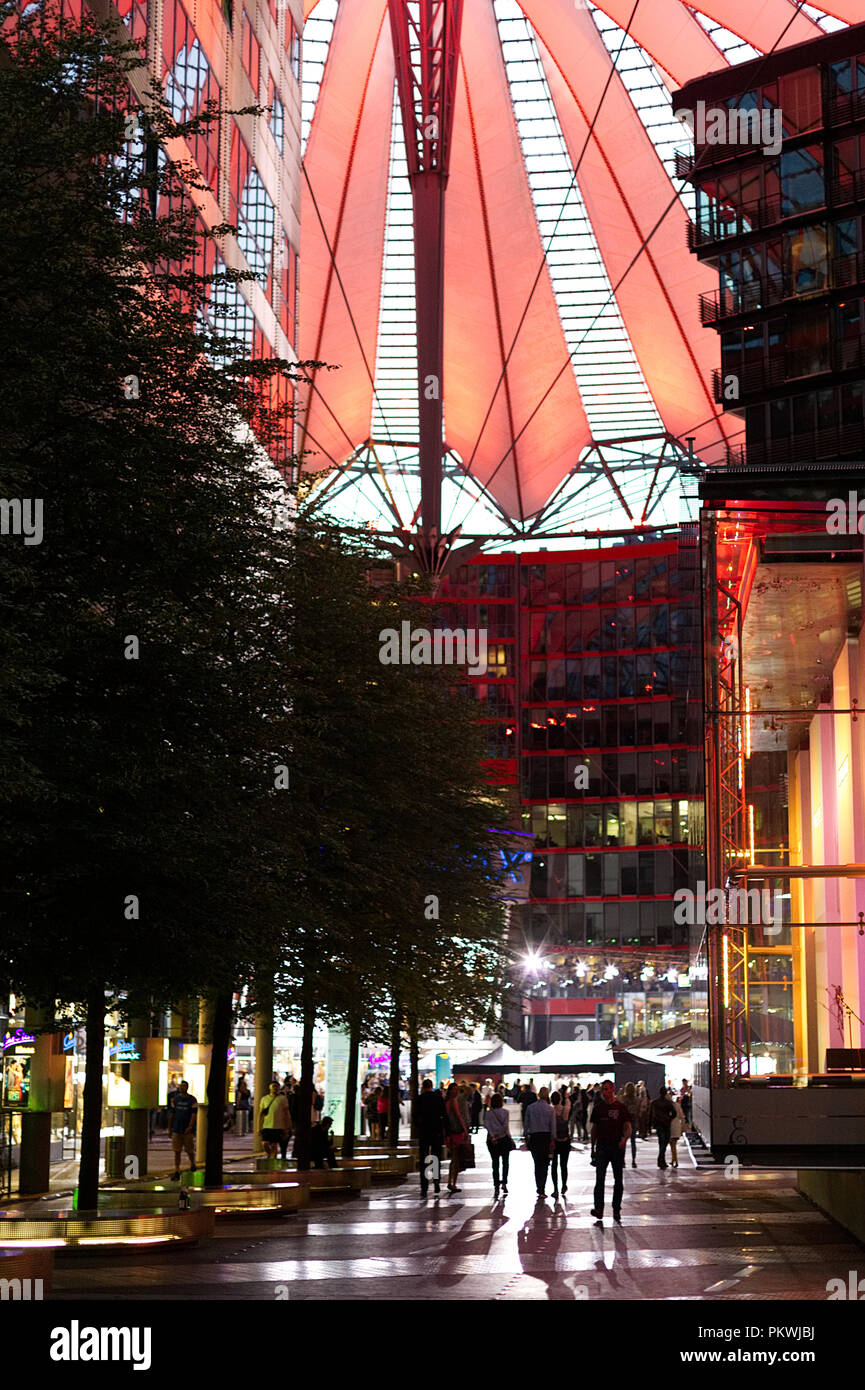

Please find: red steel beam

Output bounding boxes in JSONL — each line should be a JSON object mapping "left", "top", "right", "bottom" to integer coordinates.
{"left": 388, "top": 1, "right": 464, "bottom": 556}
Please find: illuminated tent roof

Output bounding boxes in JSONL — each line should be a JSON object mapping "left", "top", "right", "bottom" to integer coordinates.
{"left": 298, "top": 0, "right": 851, "bottom": 534}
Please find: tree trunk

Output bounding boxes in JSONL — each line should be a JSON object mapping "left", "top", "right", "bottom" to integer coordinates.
{"left": 409, "top": 1013, "right": 419, "bottom": 1140}
{"left": 204, "top": 992, "right": 233, "bottom": 1187}
{"left": 77, "top": 982, "right": 105, "bottom": 1211}
{"left": 293, "top": 994, "right": 315, "bottom": 1170}
{"left": 341, "top": 1013, "right": 361, "bottom": 1159}
{"left": 387, "top": 1003, "right": 401, "bottom": 1148}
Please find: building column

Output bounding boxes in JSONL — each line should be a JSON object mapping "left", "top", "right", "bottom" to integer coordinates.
{"left": 123, "top": 1012, "right": 151, "bottom": 1180}
{"left": 195, "top": 1000, "right": 214, "bottom": 1168}
{"left": 18, "top": 1005, "right": 56, "bottom": 1195}
{"left": 253, "top": 1001, "right": 273, "bottom": 1153}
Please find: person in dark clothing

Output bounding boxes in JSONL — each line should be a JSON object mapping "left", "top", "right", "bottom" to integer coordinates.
{"left": 579, "top": 1085, "right": 590, "bottom": 1142}
{"left": 589, "top": 1079, "right": 631, "bottom": 1224}
{"left": 416, "top": 1078, "right": 447, "bottom": 1197}
{"left": 483, "top": 1092, "right": 512, "bottom": 1197}
{"left": 550, "top": 1090, "right": 571, "bottom": 1197}
{"left": 309, "top": 1117, "right": 337, "bottom": 1169}
{"left": 278, "top": 1081, "right": 294, "bottom": 1160}
{"left": 518, "top": 1083, "right": 536, "bottom": 1135}
{"left": 468, "top": 1084, "right": 483, "bottom": 1133}
{"left": 650, "top": 1084, "right": 677, "bottom": 1169}
{"left": 524, "top": 1087, "right": 556, "bottom": 1198}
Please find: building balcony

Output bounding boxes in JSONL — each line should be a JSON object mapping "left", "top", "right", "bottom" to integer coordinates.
{"left": 686, "top": 169, "right": 865, "bottom": 250}
{"left": 723, "top": 417, "right": 865, "bottom": 468}
{"left": 699, "top": 250, "right": 865, "bottom": 325}
{"left": 712, "top": 333, "right": 865, "bottom": 401}
{"left": 825, "top": 86, "right": 865, "bottom": 130}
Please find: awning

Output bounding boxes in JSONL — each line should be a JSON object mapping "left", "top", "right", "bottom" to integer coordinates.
{"left": 452, "top": 1045, "right": 535, "bottom": 1075}
{"left": 529, "top": 1040, "right": 617, "bottom": 1072}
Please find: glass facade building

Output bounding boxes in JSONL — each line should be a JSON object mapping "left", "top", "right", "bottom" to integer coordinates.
{"left": 679, "top": 22, "right": 865, "bottom": 1163}
{"left": 434, "top": 537, "right": 705, "bottom": 1050}
{"left": 678, "top": 19, "right": 865, "bottom": 472}
{"left": 14, "top": 0, "right": 303, "bottom": 472}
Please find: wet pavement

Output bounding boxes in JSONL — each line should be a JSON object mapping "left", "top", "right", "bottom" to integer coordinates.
{"left": 48, "top": 1134, "right": 859, "bottom": 1302}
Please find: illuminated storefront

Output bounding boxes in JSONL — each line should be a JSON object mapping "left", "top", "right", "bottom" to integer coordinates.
{"left": 694, "top": 466, "right": 865, "bottom": 1164}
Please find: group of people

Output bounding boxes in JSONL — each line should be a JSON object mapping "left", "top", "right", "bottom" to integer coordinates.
{"left": 254, "top": 1073, "right": 330, "bottom": 1161}
{"left": 414, "top": 1075, "right": 694, "bottom": 1216}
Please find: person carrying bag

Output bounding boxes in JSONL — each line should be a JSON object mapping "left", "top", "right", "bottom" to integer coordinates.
{"left": 483, "top": 1092, "right": 514, "bottom": 1198}
{"left": 444, "top": 1082, "right": 469, "bottom": 1193}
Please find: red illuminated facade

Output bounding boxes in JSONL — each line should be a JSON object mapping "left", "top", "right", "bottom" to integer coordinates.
{"left": 15, "top": 0, "right": 302, "bottom": 472}
{"left": 434, "top": 536, "right": 704, "bottom": 1048}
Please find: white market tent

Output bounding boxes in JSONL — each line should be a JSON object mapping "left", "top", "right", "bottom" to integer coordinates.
{"left": 529, "top": 1040, "right": 617, "bottom": 1073}
{"left": 417, "top": 1039, "right": 503, "bottom": 1072}
{"left": 452, "top": 1045, "right": 535, "bottom": 1075}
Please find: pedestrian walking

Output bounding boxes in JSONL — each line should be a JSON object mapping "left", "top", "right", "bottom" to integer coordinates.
{"left": 366, "top": 1085, "right": 380, "bottom": 1141}
{"left": 650, "top": 1083, "right": 677, "bottom": 1169}
{"left": 636, "top": 1082, "right": 649, "bottom": 1138}
{"left": 518, "top": 1082, "right": 536, "bottom": 1135}
{"left": 457, "top": 1082, "right": 471, "bottom": 1133}
{"left": 680, "top": 1079, "right": 692, "bottom": 1130}
{"left": 669, "top": 1094, "right": 686, "bottom": 1168}
{"left": 278, "top": 1080, "right": 294, "bottom": 1160}
{"left": 550, "top": 1090, "right": 571, "bottom": 1197}
{"left": 416, "top": 1078, "right": 447, "bottom": 1197}
{"left": 169, "top": 1080, "right": 197, "bottom": 1181}
{"left": 483, "top": 1091, "right": 513, "bottom": 1198}
{"left": 377, "top": 1084, "right": 390, "bottom": 1142}
{"left": 444, "top": 1082, "right": 469, "bottom": 1193}
{"left": 589, "top": 1079, "right": 631, "bottom": 1225}
{"left": 622, "top": 1081, "right": 640, "bottom": 1167}
{"left": 259, "top": 1081, "right": 290, "bottom": 1160}
{"left": 568, "top": 1083, "right": 582, "bottom": 1140}
{"left": 586, "top": 1084, "right": 598, "bottom": 1159}
{"left": 524, "top": 1086, "right": 556, "bottom": 1198}
{"left": 468, "top": 1083, "right": 483, "bottom": 1133}
{"left": 234, "top": 1074, "right": 251, "bottom": 1136}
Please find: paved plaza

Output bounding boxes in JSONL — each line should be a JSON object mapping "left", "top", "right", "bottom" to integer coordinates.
{"left": 48, "top": 1135, "right": 860, "bottom": 1303}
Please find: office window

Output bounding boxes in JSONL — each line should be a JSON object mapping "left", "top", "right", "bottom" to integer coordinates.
{"left": 585, "top": 855, "right": 602, "bottom": 896}
{"left": 565, "top": 660, "right": 581, "bottom": 699}
{"left": 269, "top": 82, "right": 285, "bottom": 153}
{"left": 637, "top": 801, "right": 654, "bottom": 845}
{"left": 547, "top": 659, "right": 565, "bottom": 701}
{"left": 163, "top": 2, "right": 222, "bottom": 187}
{"left": 547, "top": 805, "right": 567, "bottom": 848}
{"left": 780, "top": 147, "right": 824, "bottom": 216}
{"left": 205, "top": 255, "right": 255, "bottom": 356}
{"left": 233, "top": 156, "right": 275, "bottom": 282}
{"left": 565, "top": 565, "right": 582, "bottom": 604}
{"left": 619, "top": 657, "right": 635, "bottom": 699}
{"left": 638, "top": 853, "right": 654, "bottom": 895}
{"left": 604, "top": 805, "right": 621, "bottom": 847}
{"left": 583, "top": 657, "right": 600, "bottom": 699}
{"left": 546, "top": 565, "right": 565, "bottom": 604}
{"left": 616, "top": 606, "right": 634, "bottom": 649}
{"left": 241, "top": 7, "right": 260, "bottom": 96}
{"left": 287, "top": 13, "right": 301, "bottom": 79}
{"left": 778, "top": 68, "right": 821, "bottom": 134}
{"left": 280, "top": 235, "right": 298, "bottom": 348}
{"left": 582, "top": 564, "right": 600, "bottom": 603}
{"left": 654, "top": 751, "right": 672, "bottom": 794}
